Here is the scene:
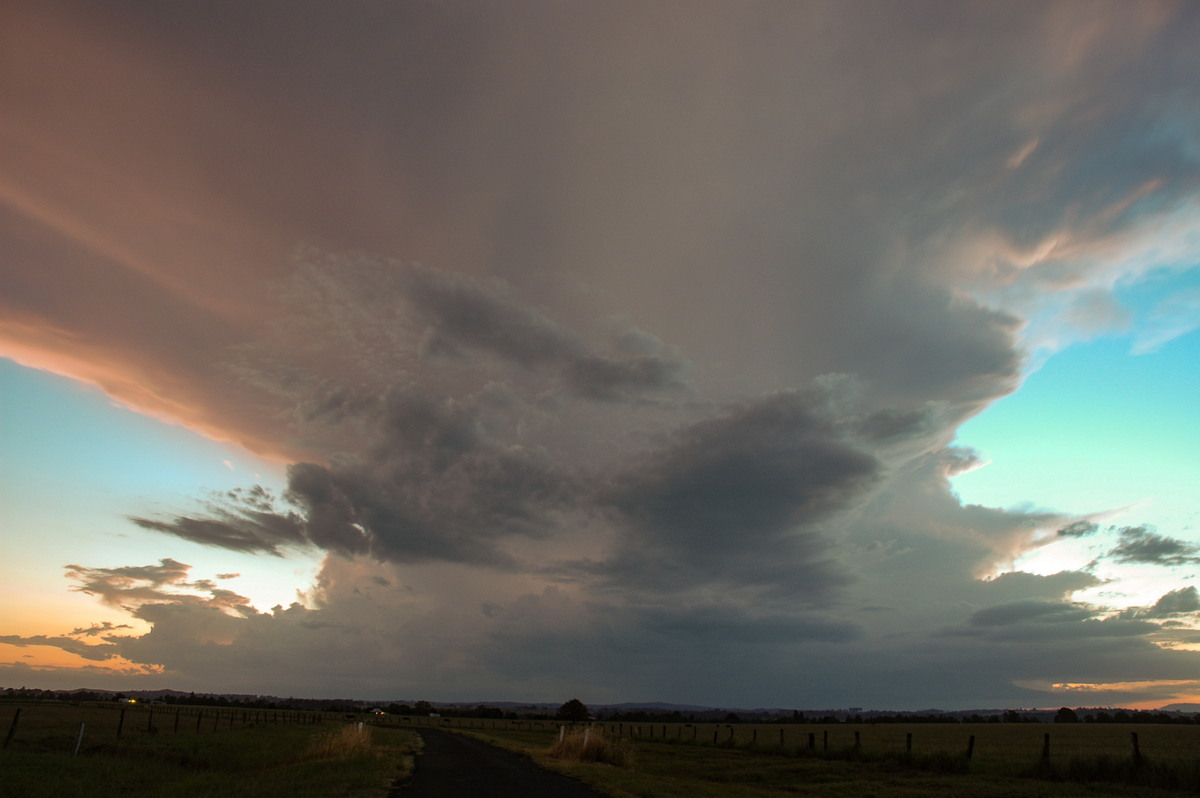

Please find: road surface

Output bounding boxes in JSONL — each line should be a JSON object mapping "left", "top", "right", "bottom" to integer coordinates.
{"left": 389, "top": 728, "right": 608, "bottom": 797}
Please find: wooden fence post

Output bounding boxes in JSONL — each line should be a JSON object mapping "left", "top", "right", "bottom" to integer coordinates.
{"left": 74, "top": 722, "right": 85, "bottom": 755}
{"left": 808, "top": 732, "right": 815, "bottom": 750}
{"left": 1041, "top": 733, "right": 1050, "bottom": 761}
{"left": 3, "top": 708, "right": 20, "bottom": 749}
{"left": 174, "top": 710, "right": 180, "bottom": 734}
{"left": 779, "top": 728, "right": 784, "bottom": 746}
{"left": 117, "top": 708, "right": 126, "bottom": 739}
{"left": 906, "top": 732, "right": 912, "bottom": 753}
{"left": 823, "top": 730, "right": 828, "bottom": 751}
{"left": 196, "top": 710, "right": 203, "bottom": 732}
{"left": 147, "top": 707, "right": 154, "bottom": 733}
{"left": 853, "top": 731, "right": 861, "bottom": 750}
{"left": 1130, "top": 732, "right": 1141, "bottom": 766}
{"left": 966, "top": 735, "right": 975, "bottom": 760}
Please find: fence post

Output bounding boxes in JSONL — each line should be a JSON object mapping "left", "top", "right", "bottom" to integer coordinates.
{"left": 853, "top": 731, "right": 860, "bottom": 750}
{"left": 74, "top": 722, "right": 85, "bottom": 755}
{"left": 117, "top": 708, "right": 126, "bottom": 739}
{"left": 823, "top": 730, "right": 828, "bottom": 751}
{"left": 1041, "top": 733, "right": 1050, "bottom": 761}
{"left": 174, "top": 710, "right": 180, "bottom": 734}
{"left": 148, "top": 707, "right": 154, "bottom": 733}
{"left": 966, "top": 735, "right": 975, "bottom": 760}
{"left": 808, "top": 732, "right": 815, "bottom": 750}
{"left": 779, "top": 728, "right": 784, "bottom": 746}
{"left": 196, "top": 710, "right": 203, "bottom": 732}
{"left": 1130, "top": 732, "right": 1141, "bottom": 766}
{"left": 3, "top": 708, "right": 20, "bottom": 749}
{"left": 906, "top": 732, "right": 912, "bottom": 753}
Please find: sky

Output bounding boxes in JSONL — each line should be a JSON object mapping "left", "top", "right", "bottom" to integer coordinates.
{"left": 2, "top": 0, "right": 1199, "bottom": 711}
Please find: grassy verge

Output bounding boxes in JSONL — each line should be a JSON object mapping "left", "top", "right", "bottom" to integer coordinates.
{"left": 0, "top": 717, "right": 419, "bottom": 798}
{"left": 459, "top": 726, "right": 1192, "bottom": 797}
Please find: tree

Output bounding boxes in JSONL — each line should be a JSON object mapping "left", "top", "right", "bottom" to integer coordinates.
{"left": 557, "top": 698, "right": 590, "bottom": 722}
{"left": 1054, "top": 707, "right": 1080, "bottom": 723}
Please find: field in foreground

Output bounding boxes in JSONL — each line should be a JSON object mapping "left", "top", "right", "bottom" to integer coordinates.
{"left": 0, "top": 701, "right": 418, "bottom": 798}
{"left": 445, "top": 721, "right": 1200, "bottom": 797}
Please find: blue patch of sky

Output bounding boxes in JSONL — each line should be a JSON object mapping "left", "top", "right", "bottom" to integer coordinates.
{"left": 1, "top": 358, "right": 283, "bottom": 507}
{"left": 953, "top": 265, "right": 1200, "bottom": 537}
{"left": 1, "top": 359, "right": 314, "bottom": 616}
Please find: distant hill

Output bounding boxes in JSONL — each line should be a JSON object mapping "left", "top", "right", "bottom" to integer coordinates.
{"left": 11, "top": 687, "right": 1200, "bottom": 718}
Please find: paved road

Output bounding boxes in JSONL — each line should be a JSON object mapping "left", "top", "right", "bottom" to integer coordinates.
{"left": 389, "top": 728, "right": 608, "bottom": 797}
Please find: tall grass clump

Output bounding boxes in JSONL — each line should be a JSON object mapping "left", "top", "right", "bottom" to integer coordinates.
{"left": 1024, "top": 753, "right": 1200, "bottom": 793}
{"left": 304, "top": 723, "right": 373, "bottom": 761}
{"left": 548, "top": 726, "right": 636, "bottom": 769}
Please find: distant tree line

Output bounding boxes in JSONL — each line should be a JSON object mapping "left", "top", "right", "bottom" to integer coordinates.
{"left": 4, "top": 688, "right": 1196, "bottom": 725}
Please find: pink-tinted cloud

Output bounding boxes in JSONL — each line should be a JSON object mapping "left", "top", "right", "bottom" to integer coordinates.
{"left": 4, "top": 0, "right": 1200, "bottom": 707}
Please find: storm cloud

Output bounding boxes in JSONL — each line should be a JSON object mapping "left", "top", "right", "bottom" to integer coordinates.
{"left": 1108, "top": 526, "right": 1200, "bottom": 566}
{"left": 3, "top": 0, "right": 1200, "bottom": 709}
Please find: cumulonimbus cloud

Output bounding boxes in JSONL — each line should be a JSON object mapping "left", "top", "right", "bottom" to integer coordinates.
{"left": 4, "top": 0, "right": 1200, "bottom": 707}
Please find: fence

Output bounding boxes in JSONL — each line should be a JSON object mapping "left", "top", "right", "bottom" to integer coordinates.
{"left": 378, "top": 713, "right": 1198, "bottom": 772}
{"left": 1, "top": 702, "right": 330, "bottom": 755}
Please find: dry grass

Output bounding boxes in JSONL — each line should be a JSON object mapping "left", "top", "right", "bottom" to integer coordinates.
{"left": 305, "top": 723, "right": 374, "bottom": 761}
{"left": 547, "top": 726, "right": 636, "bottom": 769}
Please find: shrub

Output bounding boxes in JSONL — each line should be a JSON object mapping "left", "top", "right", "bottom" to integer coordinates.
{"left": 305, "top": 724, "right": 373, "bottom": 760}
{"left": 548, "top": 727, "right": 635, "bottom": 769}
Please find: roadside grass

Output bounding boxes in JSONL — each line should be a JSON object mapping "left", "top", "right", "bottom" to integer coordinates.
{"left": 548, "top": 726, "right": 637, "bottom": 768}
{"left": 0, "top": 702, "right": 418, "bottom": 798}
{"left": 459, "top": 724, "right": 1199, "bottom": 798}
{"left": 306, "top": 722, "right": 377, "bottom": 760}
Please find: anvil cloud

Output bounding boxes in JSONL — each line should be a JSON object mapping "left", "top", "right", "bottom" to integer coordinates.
{"left": 2, "top": 0, "right": 1198, "bottom": 709}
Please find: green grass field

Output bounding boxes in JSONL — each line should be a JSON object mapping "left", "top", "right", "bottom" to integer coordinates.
{"left": 8, "top": 704, "right": 1199, "bottom": 797}
{"left": 0, "top": 701, "right": 419, "bottom": 798}
{"left": 426, "top": 719, "right": 1200, "bottom": 797}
